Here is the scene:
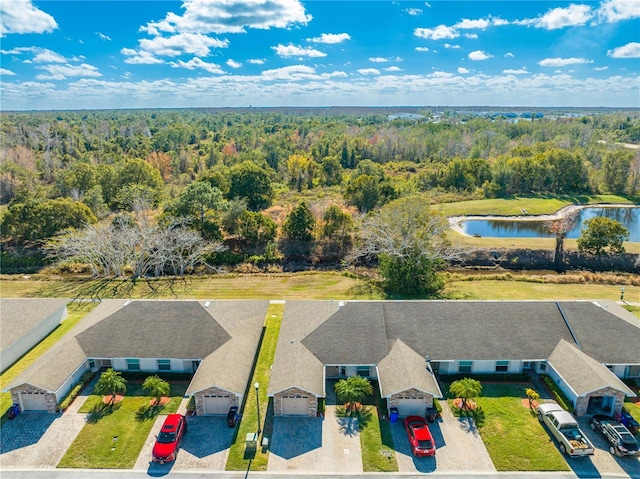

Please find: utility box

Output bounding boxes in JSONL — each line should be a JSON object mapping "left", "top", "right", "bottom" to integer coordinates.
{"left": 245, "top": 432, "right": 257, "bottom": 450}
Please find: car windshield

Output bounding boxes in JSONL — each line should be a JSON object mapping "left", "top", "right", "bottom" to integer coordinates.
{"left": 418, "top": 439, "right": 433, "bottom": 449}
{"left": 621, "top": 434, "right": 639, "bottom": 449}
{"left": 157, "top": 431, "right": 176, "bottom": 444}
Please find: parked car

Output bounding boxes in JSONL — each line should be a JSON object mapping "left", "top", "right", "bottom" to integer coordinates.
{"left": 404, "top": 415, "right": 436, "bottom": 457}
{"left": 537, "top": 402, "right": 594, "bottom": 457}
{"left": 590, "top": 414, "right": 640, "bottom": 457}
{"left": 619, "top": 408, "right": 640, "bottom": 435}
{"left": 152, "top": 414, "right": 187, "bottom": 463}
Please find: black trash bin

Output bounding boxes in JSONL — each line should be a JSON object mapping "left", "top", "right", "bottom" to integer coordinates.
{"left": 389, "top": 407, "right": 399, "bottom": 423}
{"left": 226, "top": 406, "right": 238, "bottom": 428}
{"left": 7, "top": 404, "right": 20, "bottom": 420}
{"left": 426, "top": 407, "right": 437, "bottom": 423}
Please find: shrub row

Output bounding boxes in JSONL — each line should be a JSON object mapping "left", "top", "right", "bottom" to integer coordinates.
{"left": 541, "top": 374, "right": 575, "bottom": 413}
{"left": 57, "top": 371, "right": 94, "bottom": 411}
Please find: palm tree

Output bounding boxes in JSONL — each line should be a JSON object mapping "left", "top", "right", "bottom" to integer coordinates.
{"left": 94, "top": 368, "right": 127, "bottom": 405}
{"left": 449, "top": 378, "right": 482, "bottom": 410}
{"left": 334, "top": 376, "right": 373, "bottom": 413}
{"left": 142, "top": 375, "right": 170, "bottom": 406}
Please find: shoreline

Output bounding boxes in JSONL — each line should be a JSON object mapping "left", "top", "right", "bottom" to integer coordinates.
{"left": 448, "top": 203, "right": 639, "bottom": 237}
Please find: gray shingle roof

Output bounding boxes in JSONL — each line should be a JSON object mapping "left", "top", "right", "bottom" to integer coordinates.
{"left": 557, "top": 301, "right": 640, "bottom": 365}
{"left": 548, "top": 339, "right": 634, "bottom": 396}
{"left": 186, "top": 300, "right": 268, "bottom": 395}
{"left": 76, "top": 300, "right": 231, "bottom": 359}
{"left": 268, "top": 301, "right": 337, "bottom": 397}
{"left": 1, "top": 298, "right": 69, "bottom": 351}
{"left": 5, "top": 299, "right": 127, "bottom": 392}
{"left": 378, "top": 339, "right": 442, "bottom": 398}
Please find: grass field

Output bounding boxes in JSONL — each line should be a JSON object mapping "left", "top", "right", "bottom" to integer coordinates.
{"left": 358, "top": 406, "right": 398, "bottom": 472}
{"left": 59, "top": 382, "right": 187, "bottom": 469}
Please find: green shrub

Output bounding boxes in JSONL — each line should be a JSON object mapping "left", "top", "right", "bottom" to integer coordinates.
{"left": 541, "top": 375, "right": 574, "bottom": 413}
{"left": 433, "top": 399, "right": 442, "bottom": 414}
{"left": 57, "top": 371, "right": 94, "bottom": 411}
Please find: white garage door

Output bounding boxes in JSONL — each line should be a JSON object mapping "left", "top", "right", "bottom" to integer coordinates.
{"left": 282, "top": 396, "right": 308, "bottom": 416}
{"left": 396, "top": 398, "right": 424, "bottom": 417}
{"left": 20, "top": 391, "right": 48, "bottom": 411}
{"left": 203, "top": 394, "right": 232, "bottom": 415}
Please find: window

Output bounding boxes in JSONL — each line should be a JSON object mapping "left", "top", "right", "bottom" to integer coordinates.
{"left": 357, "top": 366, "right": 370, "bottom": 377}
{"left": 458, "top": 361, "right": 472, "bottom": 373}
{"left": 88, "top": 359, "right": 95, "bottom": 369}
{"left": 495, "top": 361, "right": 509, "bottom": 372}
{"left": 539, "top": 362, "right": 547, "bottom": 371}
{"left": 157, "top": 359, "right": 171, "bottom": 371}
{"left": 126, "top": 358, "right": 140, "bottom": 371}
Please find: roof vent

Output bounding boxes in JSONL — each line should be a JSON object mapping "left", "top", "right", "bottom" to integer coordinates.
{"left": 204, "top": 301, "right": 210, "bottom": 308}
{"left": 122, "top": 300, "right": 130, "bottom": 308}
{"left": 338, "top": 301, "right": 345, "bottom": 308}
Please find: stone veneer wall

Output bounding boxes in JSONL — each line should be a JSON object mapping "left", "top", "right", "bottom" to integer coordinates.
{"left": 274, "top": 387, "right": 317, "bottom": 417}
{"left": 574, "top": 387, "right": 626, "bottom": 417}
{"left": 194, "top": 386, "right": 239, "bottom": 417}
{"left": 11, "top": 385, "right": 58, "bottom": 413}
{"left": 387, "top": 387, "right": 434, "bottom": 416}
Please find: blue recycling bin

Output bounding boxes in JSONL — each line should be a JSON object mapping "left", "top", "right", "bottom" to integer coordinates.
{"left": 389, "top": 407, "right": 399, "bottom": 423}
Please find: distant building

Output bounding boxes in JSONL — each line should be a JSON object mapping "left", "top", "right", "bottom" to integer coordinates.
{"left": 388, "top": 113, "right": 425, "bottom": 121}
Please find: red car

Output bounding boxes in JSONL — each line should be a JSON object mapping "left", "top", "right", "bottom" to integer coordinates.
{"left": 152, "top": 414, "right": 187, "bottom": 463}
{"left": 404, "top": 415, "right": 436, "bottom": 457}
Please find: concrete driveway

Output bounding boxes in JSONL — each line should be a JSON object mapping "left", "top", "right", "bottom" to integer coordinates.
{"left": 391, "top": 400, "right": 496, "bottom": 473}
{"left": 0, "top": 410, "right": 87, "bottom": 468}
{"left": 267, "top": 406, "right": 362, "bottom": 472}
{"left": 135, "top": 415, "right": 234, "bottom": 472}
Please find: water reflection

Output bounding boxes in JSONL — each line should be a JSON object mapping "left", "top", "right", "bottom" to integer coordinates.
{"left": 461, "top": 207, "right": 639, "bottom": 242}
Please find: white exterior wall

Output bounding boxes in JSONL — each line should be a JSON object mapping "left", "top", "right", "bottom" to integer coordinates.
{"left": 110, "top": 358, "right": 193, "bottom": 373}
{"left": 54, "top": 360, "right": 89, "bottom": 403}
{"left": 547, "top": 364, "right": 578, "bottom": 407}
{"left": 0, "top": 307, "right": 67, "bottom": 373}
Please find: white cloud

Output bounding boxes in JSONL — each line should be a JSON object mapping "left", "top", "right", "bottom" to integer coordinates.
{"left": 369, "top": 56, "right": 403, "bottom": 63}
{"left": 121, "top": 48, "right": 164, "bottom": 65}
{"left": 170, "top": 57, "right": 225, "bottom": 74}
{"left": 424, "top": 2, "right": 431, "bottom": 7}
{"left": 504, "top": 52, "right": 514, "bottom": 58}
{"left": 247, "top": 58, "right": 266, "bottom": 65}
{"left": 35, "top": 63, "right": 101, "bottom": 80}
{"left": 539, "top": 57, "right": 593, "bottom": 66}
{"left": 385, "top": 66, "right": 402, "bottom": 72}
{"left": 226, "top": 59, "right": 242, "bottom": 68}
{"left": 0, "top": 0, "right": 57, "bottom": 36}
{"left": 0, "top": 68, "right": 16, "bottom": 75}
{"left": 594, "top": 66, "right": 609, "bottom": 71}
{"left": 458, "top": 67, "right": 469, "bottom": 74}
{"left": 519, "top": 4, "right": 593, "bottom": 29}
{"left": 444, "top": 44, "right": 460, "bottom": 49}
{"left": 455, "top": 18, "right": 490, "bottom": 29}
{"left": 141, "top": 0, "right": 311, "bottom": 35}
{"left": 503, "top": 68, "right": 529, "bottom": 74}
{"left": 272, "top": 44, "right": 326, "bottom": 58}
{"left": 307, "top": 33, "right": 350, "bottom": 44}
{"left": 464, "top": 33, "right": 478, "bottom": 39}
{"left": 469, "top": 50, "right": 492, "bottom": 61}
{"left": 96, "top": 32, "right": 111, "bottom": 41}
{"left": 414, "top": 25, "right": 458, "bottom": 40}
{"left": 139, "top": 33, "right": 228, "bottom": 57}
{"left": 415, "top": 47, "right": 430, "bottom": 52}
{"left": 597, "top": 0, "right": 640, "bottom": 22}
{"left": 260, "top": 65, "right": 327, "bottom": 81}
{"left": 405, "top": 8, "right": 422, "bottom": 16}
{"left": 33, "top": 49, "right": 67, "bottom": 63}
{"left": 358, "top": 68, "right": 380, "bottom": 75}
{"left": 608, "top": 42, "right": 640, "bottom": 58}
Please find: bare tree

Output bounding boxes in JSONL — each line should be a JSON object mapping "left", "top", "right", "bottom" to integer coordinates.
{"left": 543, "top": 212, "right": 578, "bottom": 272}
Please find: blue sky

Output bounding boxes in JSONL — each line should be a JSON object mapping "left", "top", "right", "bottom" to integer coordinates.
{"left": 1, "top": 0, "right": 639, "bottom": 110}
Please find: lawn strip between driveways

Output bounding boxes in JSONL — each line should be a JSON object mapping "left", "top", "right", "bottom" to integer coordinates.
{"left": 469, "top": 383, "right": 569, "bottom": 471}
{"left": 225, "top": 302, "right": 283, "bottom": 471}
{"left": 0, "top": 301, "right": 98, "bottom": 421}
{"left": 359, "top": 405, "right": 398, "bottom": 472}
{"left": 58, "top": 382, "right": 187, "bottom": 468}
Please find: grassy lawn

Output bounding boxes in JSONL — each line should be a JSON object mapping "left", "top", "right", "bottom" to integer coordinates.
{"left": 0, "top": 301, "right": 97, "bottom": 420}
{"left": 623, "top": 305, "right": 640, "bottom": 318}
{"left": 434, "top": 195, "right": 636, "bottom": 217}
{"left": 452, "top": 383, "right": 569, "bottom": 471}
{"left": 58, "top": 381, "right": 187, "bottom": 468}
{"left": 358, "top": 406, "right": 398, "bottom": 472}
{"left": 225, "top": 302, "right": 283, "bottom": 471}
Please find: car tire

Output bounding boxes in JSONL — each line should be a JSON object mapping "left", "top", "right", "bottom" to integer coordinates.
{"left": 609, "top": 446, "right": 617, "bottom": 456}
{"left": 537, "top": 413, "right": 543, "bottom": 423}
{"left": 560, "top": 443, "right": 567, "bottom": 455}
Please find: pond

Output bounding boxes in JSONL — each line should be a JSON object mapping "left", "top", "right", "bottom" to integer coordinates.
{"left": 459, "top": 207, "right": 640, "bottom": 242}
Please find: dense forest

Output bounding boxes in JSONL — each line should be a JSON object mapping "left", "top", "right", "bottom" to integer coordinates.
{"left": 1, "top": 108, "right": 639, "bottom": 274}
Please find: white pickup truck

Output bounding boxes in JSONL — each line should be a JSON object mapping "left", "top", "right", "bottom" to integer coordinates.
{"left": 537, "top": 402, "right": 595, "bottom": 457}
